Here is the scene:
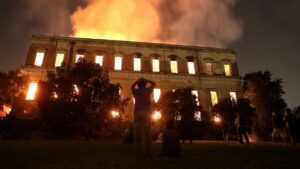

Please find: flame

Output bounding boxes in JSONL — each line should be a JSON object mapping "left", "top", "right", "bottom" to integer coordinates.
{"left": 71, "top": 0, "right": 242, "bottom": 47}
{"left": 71, "top": 0, "right": 161, "bottom": 42}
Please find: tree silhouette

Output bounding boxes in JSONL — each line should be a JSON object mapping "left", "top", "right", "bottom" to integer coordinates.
{"left": 243, "top": 70, "right": 286, "bottom": 139}
{"left": 0, "top": 69, "right": 29, "bottom": 107}
{"left": 292, "top": 106, "right": 300, "bottom": 140}
{"left": 212, "top": 97, "right": 254, "bottom": 125}
{"left": 158, "top": 88, "right": 201, "bottom": 142}
{"left": 36, "top": 59, "right": 129, "bottom": 139}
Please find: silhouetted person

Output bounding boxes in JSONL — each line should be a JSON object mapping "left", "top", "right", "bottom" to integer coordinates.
{"left": 235, "top": 112, "right": 250, "bottom": 144}
{"left": 271, "top": 111, "right": 287, "bottom": 144}
{"left": 221, "top": 122, "right": 231, "bottom": 143}
{"left": 131, "top": 78, "right": 156, "bottom": 155}
{"left": 123, "top": 123, "right": 133, "bottom": 144}
{"left": 160, "top": 120, "right": 181, "bottom": 157}
{"left": 180, "top": 119, "right": 194, "bottom": 144}
{"left": 284, "top": 108, "right": 296, "bottom": 145}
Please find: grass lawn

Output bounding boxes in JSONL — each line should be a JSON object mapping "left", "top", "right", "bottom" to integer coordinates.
{"left": 0, "top": 140, "right": 300, "bottom": 169}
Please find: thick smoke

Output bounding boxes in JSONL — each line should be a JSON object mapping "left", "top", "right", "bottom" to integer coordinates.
{"left": 4, "top": 0, "right": 242, "bottom": 48}
{"left": 71, "top": 0, "right": 243, "bottom": 47}
{"left": 157, "top": 0, "right": 243, "bottom": 47}
{"left": 10, "top": 0, "right": 82, "bottom": 36}
{"left": 0, "top": 0, "right": 82, "bottom": 71}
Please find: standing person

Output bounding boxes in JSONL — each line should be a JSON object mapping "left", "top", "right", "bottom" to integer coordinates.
{"left": 221, "top": 121, "right": 231, "bottom": 144}
{"left": 271, "top": 111, "right": 287, "bottom": 144}
{"left": 235, "top": 112, "right": 250, "bottom": 144}
{"left": 160, "top": 120, "right": 181, "bottom": 157}
{"left": 284, "top": 108, "right": 296, "bottom": 145}
{"left": 131, "top": 78, "right": 156, "bottom": 155}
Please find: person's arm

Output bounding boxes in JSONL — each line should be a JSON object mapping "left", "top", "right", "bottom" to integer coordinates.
{"left": 131, "top": 79, "right": 139, "bottom": 91}
{"left": 146, "top": 79, "right": 156, "bottom": 89}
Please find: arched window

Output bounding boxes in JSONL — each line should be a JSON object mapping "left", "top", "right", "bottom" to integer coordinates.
{"left": 55, "top": 49, "right": 66, "bottom": 67}
{"left": 169, "top": 55, "right": 178, "bottom": 73}
{"left": 95, "top": 50, "right": 106, "bottom": 66}
{"left": 150, "top": 54, "right": 160, "bottom": 72}
{"left": 224, "top": 64, "right": 232, "bottom": 76}
{"left": 210, "top": 91, "right": 218, "bottom": 105}
{"left": 186, "top": 56, "right": 195, "bottom": 74}
{"left": 203, "top": 57, "right": 214, "bottom": 75}
{"left": 132, "top": 53, "right": 142, "bottom": 71}
{"left": 75, "top": 49, "right": 86, "bottom": 63}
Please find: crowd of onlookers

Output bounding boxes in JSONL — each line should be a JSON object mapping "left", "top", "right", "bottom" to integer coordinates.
{"left": 128, "top": 75, "right": 297, "bottom": 157}
{"left": 271, "top": 108, "right": 297, "bottom": 145}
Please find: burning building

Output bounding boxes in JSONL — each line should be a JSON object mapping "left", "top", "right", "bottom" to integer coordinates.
{"left": 17, "top": 35, "right": 242, "bottom": 120}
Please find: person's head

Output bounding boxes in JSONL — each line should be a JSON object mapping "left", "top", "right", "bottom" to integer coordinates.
{"left": 137, "top": 78, "right": 147, "bottom": 88}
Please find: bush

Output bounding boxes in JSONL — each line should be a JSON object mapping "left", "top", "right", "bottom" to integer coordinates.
{"left": 0, "top": 115, "right": 37, "bottom": 139}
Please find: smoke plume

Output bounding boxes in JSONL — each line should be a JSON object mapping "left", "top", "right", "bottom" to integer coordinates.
{"left": 10, "top": 0, "right": 79, "bottom": 36}
{"left": 71, "top": 0, "right": 243, "bottom": 47}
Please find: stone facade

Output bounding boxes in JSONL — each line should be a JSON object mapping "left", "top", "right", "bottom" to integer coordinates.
{"left": 21, "top": 35, "right": 242, "bottom": 120}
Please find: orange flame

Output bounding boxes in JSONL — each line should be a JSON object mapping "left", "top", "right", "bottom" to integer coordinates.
{"left": 71, "top": 0, "right": 161, "bottom": 42}
{"left": 71, "top": 0, "right": 242, "bottom": 47}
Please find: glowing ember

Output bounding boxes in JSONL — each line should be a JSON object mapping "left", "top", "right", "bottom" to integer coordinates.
{"left": 214, "top": 115, "right": 222, "bottom": 123}
{"left": 2, "top": 104, "right": 12, "bottom": 115}
{"left": 152, "top": 111, "right": 162, "bottom": 120}
{"left": 74, "top": 84, "right": 79, "bottom": 94}
{"left": 53, "top": 92, "right": 58, "bottom": 99}
{"left": 111, "top": 111, "right": 120, "bottom": 118}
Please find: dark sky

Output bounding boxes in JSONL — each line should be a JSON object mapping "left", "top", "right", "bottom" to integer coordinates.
{"left": 0, "top": 0, "right": 299, "bottom": 108}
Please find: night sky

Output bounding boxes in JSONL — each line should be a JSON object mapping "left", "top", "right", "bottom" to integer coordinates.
{"left": 0, "top": 0, "right": 299, "bottom": 108}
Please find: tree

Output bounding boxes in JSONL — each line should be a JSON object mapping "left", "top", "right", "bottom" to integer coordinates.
{"left": 243, "top": 70, "right": 286, "bottom": 139}
{"left": 0, "top": 69, "right": 29, "bottom": 107}
{"left": 0, "top": 69, "right": 31, "bottom": 139}
{"left": 212, "top": 97, "right": 254, "bottom": 125}
{"left": 292, "top": 106, "right": 300, "bottom": 140}
{"left": 157, "top": 88, "right": 201, "bottom": 141}
{"left": 36, "top": 59, "right": 129, "bottom": 139}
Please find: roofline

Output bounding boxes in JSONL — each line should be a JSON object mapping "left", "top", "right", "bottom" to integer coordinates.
{"left": 31, "top": 34, "right": 236, "bottom": 53}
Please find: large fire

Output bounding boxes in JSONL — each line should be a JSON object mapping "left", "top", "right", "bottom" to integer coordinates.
{"left": 71, "top": 0, "right": 160, "bottom": 42}
{"left": 71, "top": 0, "right": 242, "bottom": 47}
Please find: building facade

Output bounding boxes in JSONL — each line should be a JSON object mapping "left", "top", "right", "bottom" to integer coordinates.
{"left": 19, "top": 35, "right": 242, "bottom": 120}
